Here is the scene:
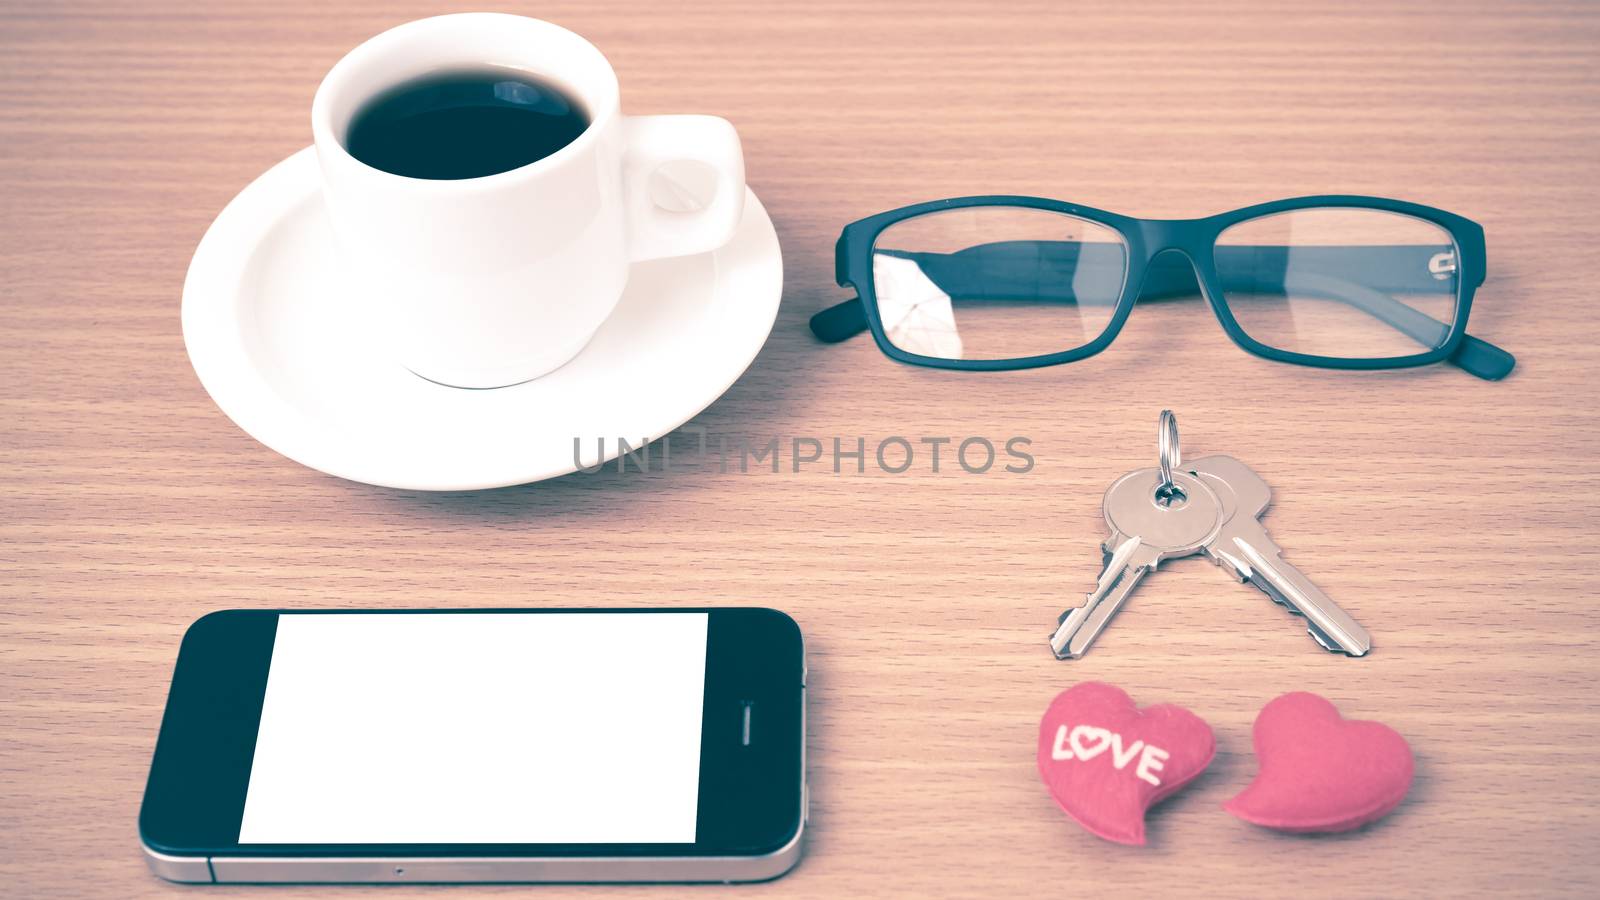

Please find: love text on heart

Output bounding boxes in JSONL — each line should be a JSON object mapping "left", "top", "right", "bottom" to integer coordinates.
{"left": 1050, "top": 724, "right": 1170, "bottom": 786}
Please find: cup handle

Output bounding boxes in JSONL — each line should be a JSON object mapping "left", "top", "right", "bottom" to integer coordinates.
{"left": 622, "top": 115, "right": 746, "bottom": 262}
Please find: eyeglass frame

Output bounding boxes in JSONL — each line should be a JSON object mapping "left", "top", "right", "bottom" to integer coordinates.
{"left": 809, "top": 195, "right": 1514, "bottom": 380}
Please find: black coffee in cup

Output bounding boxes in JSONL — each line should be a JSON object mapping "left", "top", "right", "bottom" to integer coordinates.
{"left": 346, "top": 68, "right": 590, "bottom": 180}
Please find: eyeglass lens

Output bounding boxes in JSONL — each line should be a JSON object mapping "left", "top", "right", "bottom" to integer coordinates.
{"left": 869, "top": 206, "right": 1128, "bottom": 361}
{"left": 1215, "top": 208, "right": 1460, "bottom": 359}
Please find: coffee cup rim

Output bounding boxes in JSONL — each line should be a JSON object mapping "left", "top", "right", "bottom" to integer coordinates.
{"left": 311, "top": 13, "right": 619, "bottom": 189}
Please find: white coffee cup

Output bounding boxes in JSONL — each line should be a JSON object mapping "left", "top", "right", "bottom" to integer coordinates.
{"left": 311, "top": 13, "right": 746, "bottom": 388}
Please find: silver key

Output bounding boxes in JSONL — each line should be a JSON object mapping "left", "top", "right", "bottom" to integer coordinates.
{"left": 1049, "top": 468, "right": 1223, "bottom": 659}
{"left": 1187, "top": 454, "right": 1373, "bottom": 656}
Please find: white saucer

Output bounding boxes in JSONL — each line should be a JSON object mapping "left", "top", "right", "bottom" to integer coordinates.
{"left": 182, "top": 148, "right": 781, "bottom": 491}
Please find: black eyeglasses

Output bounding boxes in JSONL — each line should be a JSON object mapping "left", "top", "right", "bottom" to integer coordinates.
{"left": 810, "top": 195, "right": 1513, "bottom": 380}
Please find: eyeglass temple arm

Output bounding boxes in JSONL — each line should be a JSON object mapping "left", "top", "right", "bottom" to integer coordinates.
{"left": 1267, "top": 271, "right": 1514, "bottom": 380}
{"left": 811, "top": 241, "right": 1512, "bottom": 379}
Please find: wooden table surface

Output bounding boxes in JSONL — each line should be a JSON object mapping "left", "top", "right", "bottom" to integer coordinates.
{"left": 4, "top": 0, "right": 1599, "bottom": 896}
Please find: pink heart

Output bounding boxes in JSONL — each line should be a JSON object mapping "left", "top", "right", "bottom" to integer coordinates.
{"left": 1036, "top": 682, "right": 1215, "bottom": 845}
{"left": 1225, "top": 692, "right": 1414, "bottom": 833}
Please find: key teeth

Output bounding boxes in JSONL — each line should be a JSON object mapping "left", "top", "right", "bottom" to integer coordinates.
{"left": 1241, "top": 553, "right": 1371, "bottom": 657}
{"left": 1244, "top": 572, "right": 1293, "bottom": 608}
{"left": 1306, "top": 622, "right": 1369, "bottom": 657}
{"left": 1216, "top": 554, "right": 1254, "bottom": 582}
{"left": 1248, "top": 573, "right": 1345, "bottom": 652}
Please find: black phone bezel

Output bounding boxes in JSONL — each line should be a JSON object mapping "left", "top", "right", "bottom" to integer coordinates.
{"left": 138, "top": 608, "right": 804, "bottom": 860}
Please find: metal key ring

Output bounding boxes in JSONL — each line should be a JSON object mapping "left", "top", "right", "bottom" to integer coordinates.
{"left": 1157, "top": 409, "right": 1180, "bottom": 493}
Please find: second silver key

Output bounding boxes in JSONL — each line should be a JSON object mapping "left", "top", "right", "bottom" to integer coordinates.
{"left": 1188, "top": 454, "right": 1373, "bottom": 656}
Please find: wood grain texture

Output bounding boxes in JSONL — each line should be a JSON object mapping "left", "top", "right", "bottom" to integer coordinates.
{"left": 3, "top": 0, "right": 1598, "bottom": 896}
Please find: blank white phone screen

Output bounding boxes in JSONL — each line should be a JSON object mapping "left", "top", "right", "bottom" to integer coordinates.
{"left": 237, "top": 613, "right": 709, "bottom": 845}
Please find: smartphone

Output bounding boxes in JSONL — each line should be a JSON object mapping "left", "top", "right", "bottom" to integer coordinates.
{"left": 139, "top": 608, "right": 805, "bottom": 884}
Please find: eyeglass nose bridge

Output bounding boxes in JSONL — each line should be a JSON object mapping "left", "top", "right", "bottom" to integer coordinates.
{"left": 1123, "top": 219, "right": 1224, "bottom": 316}
{"left": 1133, "top": 217, "right": 1207, "bottom": 254}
